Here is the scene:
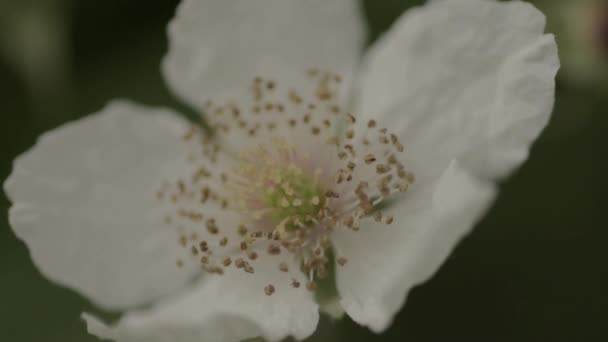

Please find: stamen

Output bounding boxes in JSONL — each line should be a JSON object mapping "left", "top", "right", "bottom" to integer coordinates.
{"left": 161, "top": 70, "right": 415, "bottom": 296}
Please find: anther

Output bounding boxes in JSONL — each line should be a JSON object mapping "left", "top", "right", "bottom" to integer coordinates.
{"left": 335, "top": 169, "right": 345, "bottom": 184}
{"left": 206, "top": 218, "right": 219, "bottom": 234}
{"left": 344, "top": 144, "right": 355, "bottom": 157}
{"left": 390, "top": 134, "right": 404, "bottom": 152}
{"left": 264, "top": 284, "right": 275, "bottom": 296}
{"left": 222, "top": 257, "right": 232, "bottom": 267}
{"left": 289, "top": 91, "right": 303, "bottom": 104}
{"left": 203, "top": 265, "right": 224, "bottom": 275}
{"left": 346, "top": 113, "right": 356, "bottom": 124}
{"left": 325, "top": 190, "right": 339, "bottom": 198}
{"left": 268, "top": 244, "right": 281, "bottom": 255}
{"left": 346, "top": 129, "right": 355, "bottom": 139}
{"left": 306, "top": 281, "right": 317, "bottom": 291}
{"left": 376, "top": 164, "right": 390, "bottom": 174}
{"left": 385, "top": 215, "right": 394, "bottom": 225}
{"left": 373, "top": 211, "right": 383, "bottom": 222}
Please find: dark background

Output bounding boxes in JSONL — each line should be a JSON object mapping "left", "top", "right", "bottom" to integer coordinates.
{"left": 1, "top": 1, "right": 607, "bottom": 341}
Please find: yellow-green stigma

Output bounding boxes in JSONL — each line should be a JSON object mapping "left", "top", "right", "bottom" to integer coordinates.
{"left": 263, "top": 171, "right": 325, "bottom": 231}
{"left": 228, "top": 137, "right": 330, "bottom": 241}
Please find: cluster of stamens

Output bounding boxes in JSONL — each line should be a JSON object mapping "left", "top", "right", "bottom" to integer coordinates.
{"left": 157, "top": 69, "right": 414, "bottom": 296}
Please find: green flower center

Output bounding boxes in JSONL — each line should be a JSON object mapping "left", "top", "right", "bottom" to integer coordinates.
{"left": 262, "top": 171, "right": 326, "bottom": 230}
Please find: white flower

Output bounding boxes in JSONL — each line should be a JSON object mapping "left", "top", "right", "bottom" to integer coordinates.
{"left": 3, "top": 0, "right": 558, "bottom": 341}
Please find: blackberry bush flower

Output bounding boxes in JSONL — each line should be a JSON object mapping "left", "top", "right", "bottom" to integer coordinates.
{"left": 4, "top": 0, "right": 559, "bottom": 341}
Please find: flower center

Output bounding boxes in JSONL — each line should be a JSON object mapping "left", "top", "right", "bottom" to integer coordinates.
{"left": 158, "top": 69, "right": 414, "bottom": 296}
{"left": 259, "top": 166, "right": 325, "bottom": 230}
{"left": 230, "top": 140, "right": 326, "bottom": 235}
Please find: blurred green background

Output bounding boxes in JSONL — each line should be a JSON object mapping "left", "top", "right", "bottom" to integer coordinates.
{"left": 1, "top": 0, "right": 607, "bottom": 341}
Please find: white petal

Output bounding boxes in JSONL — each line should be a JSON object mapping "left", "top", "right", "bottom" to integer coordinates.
{"left": 162, "top": 0, "right": 366, "bottom": 110}
{"left": 83, "top": 253, "right": 319, "bottom": 342}
{"left": 4, "top": 100, "right": 201, "bottom": 310}
{"left": 333, "top": 160, "right": 496, "bottom": 332}
{"left": 355, "top": 0, "right": 559, "bottom": 184}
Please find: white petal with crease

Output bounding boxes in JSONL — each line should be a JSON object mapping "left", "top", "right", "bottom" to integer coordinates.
{"left": 163, "top": 0, "right": 366, "bottom": 110}
{"left": 355, "top": 0, "right": 559, "bottom": 184}
{"left": 4, "top": 101, "right": 199, "bottom": 310}
{"left": 84, "top": 253, "right": 319, "bottom": 342}
{"left": 334, "top": 160, "right": 496, "bottom": 332}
